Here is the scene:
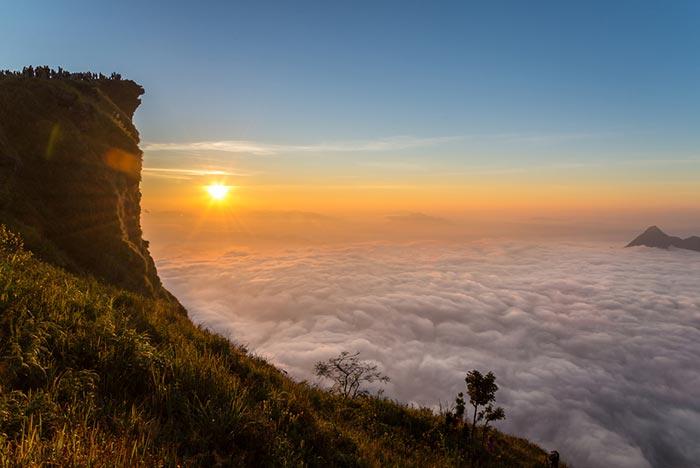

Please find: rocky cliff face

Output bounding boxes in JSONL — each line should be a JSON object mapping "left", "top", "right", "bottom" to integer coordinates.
{"left": 0, "top": 73, "right": 173, "bottom": 300}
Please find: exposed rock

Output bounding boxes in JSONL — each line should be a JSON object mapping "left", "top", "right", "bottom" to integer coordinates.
{"left": 0, "top": 73, "right": 179, "bottom": 304}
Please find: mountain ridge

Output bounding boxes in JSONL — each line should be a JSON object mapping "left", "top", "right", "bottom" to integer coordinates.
{"left": 627, "top": 226, "right": 700, "bottom": 252}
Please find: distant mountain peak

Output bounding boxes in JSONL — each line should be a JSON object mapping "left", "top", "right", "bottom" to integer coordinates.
{"left": 627, "top": 226, "right": 700, "bottom": 252}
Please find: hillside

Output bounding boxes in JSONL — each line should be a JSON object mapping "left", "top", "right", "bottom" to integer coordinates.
{"left": 0, "top": 70, "right": 557, "bottom": 467}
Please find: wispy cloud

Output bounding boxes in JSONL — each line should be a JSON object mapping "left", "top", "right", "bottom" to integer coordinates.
{"left": 142, "top": 167, "right": 252, "bottom": 179}
{"left": 143, "top": 136, "right": 462, "bottom": 155}
{"left": 142, "top": 132, "right": 620, "bottom": 156}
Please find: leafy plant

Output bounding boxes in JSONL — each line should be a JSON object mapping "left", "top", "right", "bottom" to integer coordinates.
{"left": 465, "top": 370, "right": 499, "bottom": 444}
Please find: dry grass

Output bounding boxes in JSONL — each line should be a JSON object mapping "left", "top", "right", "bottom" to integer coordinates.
{"left": 0, "top": 225, "right": 556, "bottom": 467}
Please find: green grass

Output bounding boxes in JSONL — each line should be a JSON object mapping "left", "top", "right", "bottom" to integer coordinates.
{"left": 0, "top": 225, "right": 557, "bottom": 467}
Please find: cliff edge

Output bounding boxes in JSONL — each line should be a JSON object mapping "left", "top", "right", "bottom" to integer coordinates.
{"left": 0, "top": 70, "right": 171, "bottom": 299}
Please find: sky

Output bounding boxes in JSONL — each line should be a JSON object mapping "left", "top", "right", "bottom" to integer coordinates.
{"left": 3, "top": 0, "right": 700, "bottom": 231}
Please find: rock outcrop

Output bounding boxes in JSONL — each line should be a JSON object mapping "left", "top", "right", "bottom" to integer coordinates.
{"left": 0, "top": 72, "right": 175, "bottom": 300}
{"left": 626, "top": 226, "right": 700, "bottom": 252}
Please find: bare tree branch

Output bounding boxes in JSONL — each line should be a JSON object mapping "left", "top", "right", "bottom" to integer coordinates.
{"left": 314, "top": 351, "right": 389, "bottom": 398}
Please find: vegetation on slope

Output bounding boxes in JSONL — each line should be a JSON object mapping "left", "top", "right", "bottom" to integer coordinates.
{"left": 0, "top": 226, "right": 553, "bottom": 467}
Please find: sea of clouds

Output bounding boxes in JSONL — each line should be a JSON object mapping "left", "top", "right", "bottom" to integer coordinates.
{"left": 155, "top": 240, "right": 700, "bottom": 468}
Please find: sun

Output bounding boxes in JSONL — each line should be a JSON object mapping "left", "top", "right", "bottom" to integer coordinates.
{"left": 205, "top": 183, "right": 230, "bottom": 201}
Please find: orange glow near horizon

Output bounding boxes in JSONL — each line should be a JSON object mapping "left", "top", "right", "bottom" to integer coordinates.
{"left": 141, "top": 179, "right": 700, "bottom": 218}
{"left": 138, "top": 161, "right": 700, "bottom": 224}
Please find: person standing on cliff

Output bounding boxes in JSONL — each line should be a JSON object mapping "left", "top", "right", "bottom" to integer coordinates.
{"left": 548, "top": 450, "right": 559, "bottom": 468}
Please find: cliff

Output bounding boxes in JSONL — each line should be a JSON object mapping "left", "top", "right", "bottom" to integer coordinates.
{"left": 0, "top": 72, "right": 170, "bottom": 299}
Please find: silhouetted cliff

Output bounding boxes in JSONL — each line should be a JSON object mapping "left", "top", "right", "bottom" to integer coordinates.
{"left": 0, "top": 72, "right": 170, "bottom": 299}
{"left": 627, "top": 226, "right": 700, "bottom": 252}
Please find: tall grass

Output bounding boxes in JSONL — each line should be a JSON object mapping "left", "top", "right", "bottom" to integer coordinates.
{"left": 0, "top": 225, "right": 556, "bottom": 467}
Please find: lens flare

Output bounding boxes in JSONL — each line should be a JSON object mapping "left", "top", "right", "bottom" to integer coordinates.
{"left": 205, "top": 183, "right": 230, "bottom": 201}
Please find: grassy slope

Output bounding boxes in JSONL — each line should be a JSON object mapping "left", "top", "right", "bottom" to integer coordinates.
{"left": 0, "top": 226, "right": 553, "bottom": 467}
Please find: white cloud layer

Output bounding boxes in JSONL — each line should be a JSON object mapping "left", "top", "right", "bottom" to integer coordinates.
{"left": 156, "top": 241, "right": 700, "bottom": 468}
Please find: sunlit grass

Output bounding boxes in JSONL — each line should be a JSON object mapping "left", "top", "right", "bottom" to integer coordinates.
{"left": 0, "top": 225, "right": 557, "bottom": 467}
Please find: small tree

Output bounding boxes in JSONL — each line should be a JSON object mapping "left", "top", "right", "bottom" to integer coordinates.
{"left": 314, "top": 351, "right": 389, "bottom": 398}
{"left": 465, "top": 370, "right": 499, "bottom": 445}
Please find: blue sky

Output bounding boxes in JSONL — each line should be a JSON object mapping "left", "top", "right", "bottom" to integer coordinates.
{"left": 3, "top": 1, "right": 700, "bottom": 218}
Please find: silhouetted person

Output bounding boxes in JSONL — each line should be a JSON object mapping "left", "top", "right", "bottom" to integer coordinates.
{"left": 548, "top": 450, "right": 559, "bottom": 468}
